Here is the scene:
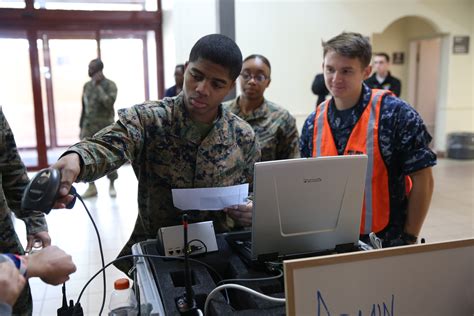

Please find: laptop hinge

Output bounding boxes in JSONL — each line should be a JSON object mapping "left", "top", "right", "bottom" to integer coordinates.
{"left": 335, "top": 243, "right": 358, "bottom": 253}
{"left": 257, "top": 252, "right": 279, "bottom": 263}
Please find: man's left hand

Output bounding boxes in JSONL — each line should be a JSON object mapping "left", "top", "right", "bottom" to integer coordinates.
{"left": 92, "top": 72, "right": 105, "bottom": 84}
{"left": 26, "top": 231, "right": 51, "bottom": 253}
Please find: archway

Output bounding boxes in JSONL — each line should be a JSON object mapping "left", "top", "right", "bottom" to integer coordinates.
{"left": 371, "top": 16, "right": 444, "bottom": 149}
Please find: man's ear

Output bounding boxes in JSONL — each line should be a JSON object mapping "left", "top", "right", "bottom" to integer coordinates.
{"left": 363, "top": 65, "right": 372, "bottom": 80}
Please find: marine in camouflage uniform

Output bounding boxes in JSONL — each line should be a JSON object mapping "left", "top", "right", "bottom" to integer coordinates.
{"left": 66, "top": 94, "right": 260, "bottom": 274}
{"left": 80, "top": 77, "right": 117, "bottom": 139}
{"left": 224, "top": 98, "right": 299, "bottom": 161}
{"left": 79, "top": 59, "right": 118, "bottom": 196}
{"left": 0, "top": 107, "right": 48, "bottom": 315}
{"left": 224, "top": 54, "right": 299, "bottom": 161}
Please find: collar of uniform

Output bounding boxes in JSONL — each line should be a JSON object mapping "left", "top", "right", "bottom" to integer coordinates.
{"left": 361, "top": 83, "right": 372, "bottom": 108}
{"left": 171, "top": 94, "right": 232, "bottom": 146}
{"left": 329, "top": 84, "right": 371, "bottom": 113}
{"left": 201, "top": 107, "right": 234, "bottom": 146}
{"left": 230, "top": 96, "right": 269, "bottom": 121}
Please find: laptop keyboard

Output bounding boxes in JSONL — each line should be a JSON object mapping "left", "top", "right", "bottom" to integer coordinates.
{"left": 235, "top": 239, "right": 252, "bottom": 254}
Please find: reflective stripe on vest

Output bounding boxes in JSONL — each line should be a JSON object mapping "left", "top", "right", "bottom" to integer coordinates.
{"left": 312, "top": 89, "right": 391, "bottom": 234}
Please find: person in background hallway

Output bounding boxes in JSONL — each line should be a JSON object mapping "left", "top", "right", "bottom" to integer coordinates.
{"left": 79, "top": 58, "right": 118, "bottom": 198}
{"left": 311, "top": 73, "right": 330, "bottom": 106}
{"left": 165, "top": 64, "right": 185, "bottom": 97}
{"left": 51, "top": 34, "right": 260, "bottom": 275}
{"left": 364, "top": 52, "right": 401, "bottom": 97}
{"left": 300, "top": 32, "right": 436, "bottom": 247}
{"left": 0, "top": 246, "right": 76, "bottom": 316}
{"left": 224, "top": 54, "right": 299, "bottom": 161}
{"left": 0, "top": 107, "right": 51, "bottom": 315}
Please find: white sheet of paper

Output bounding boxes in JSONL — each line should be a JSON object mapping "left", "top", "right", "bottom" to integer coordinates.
{"left": 172, "top": 183, "right": 249, "bottom": 211}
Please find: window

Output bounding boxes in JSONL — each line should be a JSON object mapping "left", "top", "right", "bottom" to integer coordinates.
{"left": 34, "top": 0, "right": 158, "bottom": 11}
{"left": 0, "top": 0, "right": 25, "bottom": 9}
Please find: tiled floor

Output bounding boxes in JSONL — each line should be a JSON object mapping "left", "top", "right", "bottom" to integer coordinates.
{"left": 13, "top": 158, "right": 474, "bottom": 315}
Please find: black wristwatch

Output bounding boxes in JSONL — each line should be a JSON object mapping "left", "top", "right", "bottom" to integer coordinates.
{"left": 402, "top": 232, "right": 418, "bottom": 244}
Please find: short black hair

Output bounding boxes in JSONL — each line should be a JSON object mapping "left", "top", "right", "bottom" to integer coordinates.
{"left": 243, "top": 54, "right": 271, "bottom": 71}
{"left": 176, "top": 64, "right": 185, "bottom": 72}
{"left": 189, "top": 34, "right": 242, "bottom": 80}
{"left": 90, "top": 58, "right": 104, "bottom": 71}
{"left": 374, "top": 52, "right": 390, "bottom": 63}
{"left": 322, "top": 32, "right": 372, "bottom": 68}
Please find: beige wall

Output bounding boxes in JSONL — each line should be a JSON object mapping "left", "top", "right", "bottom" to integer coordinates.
{"left": 162, "top": 0, "right": 216, "bottom": 89}
{"left": 163, "top": 0, "right": 474, "bottom": 152}
{"left": 372, "top": 16, "right": 438, "bottom": 102}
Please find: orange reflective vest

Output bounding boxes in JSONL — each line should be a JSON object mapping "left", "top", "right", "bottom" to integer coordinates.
{"left": 312, "top": 89, "right": 394, "bottom": 234}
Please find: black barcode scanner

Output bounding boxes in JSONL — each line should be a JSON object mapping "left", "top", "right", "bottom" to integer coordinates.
{"left": 22, "top": 168, "right": 76, "bottom": 214}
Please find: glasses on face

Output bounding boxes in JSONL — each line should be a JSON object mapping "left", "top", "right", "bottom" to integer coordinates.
{"left": 240, "top": 72, "right": 268, "bottom": 83}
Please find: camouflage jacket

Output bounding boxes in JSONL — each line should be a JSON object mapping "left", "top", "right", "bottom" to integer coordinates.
{"left": 79, "top": 78, "right": 117, "bottom": 138}
{"left": 0, "top": 107, "right": 48, "bottom": 237}
{"left": 224, "top": 97, "right": 300, "bottom": 161}
{"left": 67, "top": 94, "right": 260, "bottom": 260}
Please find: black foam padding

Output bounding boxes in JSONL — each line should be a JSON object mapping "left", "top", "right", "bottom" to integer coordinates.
{"left": 140, "top": 234, "right": 286, "bottom": 316}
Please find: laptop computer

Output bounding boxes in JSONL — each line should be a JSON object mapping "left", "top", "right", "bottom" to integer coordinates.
{"left": 226, "top": 155, "right": 368, "bottom": 264}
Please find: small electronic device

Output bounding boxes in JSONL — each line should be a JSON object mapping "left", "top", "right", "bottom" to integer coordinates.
{"left": 22, "top": 168, "right": 76, "bottom": 214}
{"left": 157, "top": 221, "right": 218, "bottom": 257}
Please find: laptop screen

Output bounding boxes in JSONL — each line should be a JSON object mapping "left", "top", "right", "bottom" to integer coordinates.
{"left": 251, "top": 155, "right": 368, "bottom": 261}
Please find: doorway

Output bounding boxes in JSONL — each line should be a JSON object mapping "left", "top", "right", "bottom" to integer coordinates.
{"left": 0, "top": 3, "right": 164, "bottom": 170}
{"left": 0, "top": 30, "right": 159, "bottom": 168}
{"left": 372, "top": 15, "right": 443, "bottom": 149}
{"left": 407, "top": 37, "right": 442, "bottom": 145}
{"left": 38, "top": 31, "right": 152, "bottom": 154}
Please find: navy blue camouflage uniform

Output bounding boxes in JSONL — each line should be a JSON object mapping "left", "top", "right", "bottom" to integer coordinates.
{"left": 300, "top": 84, "right": 437, "bottom": 243}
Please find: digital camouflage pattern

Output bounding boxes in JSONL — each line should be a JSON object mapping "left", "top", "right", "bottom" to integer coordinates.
{"left": 79, "top": 78, "right": 117, "bottom": 138}
{"left": 300, "top": 84, "right": 437, "bottom": 238}
{"left": 224, "top": 98, "right": 300, "bottom": 161}
{"left": 67, "top": 94, "right": 260, "bottom": 273}
{"left": 80, "top": 77, "right": 118, "bottom": 181}
{"left": 0, "top": 107, "right": 48, "bottom": 315}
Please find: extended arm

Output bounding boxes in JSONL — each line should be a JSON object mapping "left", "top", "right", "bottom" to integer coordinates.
{"left": 53, "top": 106, "right": 144, "bottom": 206}
{"left": 25, "top": 245, "right": 76, "bottom": 285}
{"left": 0, "top": 246, "right": 76, "bottom": 311}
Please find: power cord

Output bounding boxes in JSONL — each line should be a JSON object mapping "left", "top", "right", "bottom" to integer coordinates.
{"left": 73, "top": 251, "right": 285, "bottom": 315}
{"left": 188, "top": 239, "right": 208, "bottom": 254}
{"left": 203, "top": 283, "right": 286, "bottom": 316}
{"left": 72, "top": 193, "right": 107, "bottom": 315}
{"left": 216, "top": 268, "right": 283, "bottom": 286}
{"left": 74, "top": 253, "right": 227, "bottom": 310}
{"left": 185, "top": 239, "right": 231, "bottom": 305}
{"left": 67, "top": 214, "right": 282, "bottom": 316}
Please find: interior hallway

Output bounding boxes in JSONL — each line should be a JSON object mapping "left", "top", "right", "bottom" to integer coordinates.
{"left": 12, "top": 158, "right": 474, "bottom": 315}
